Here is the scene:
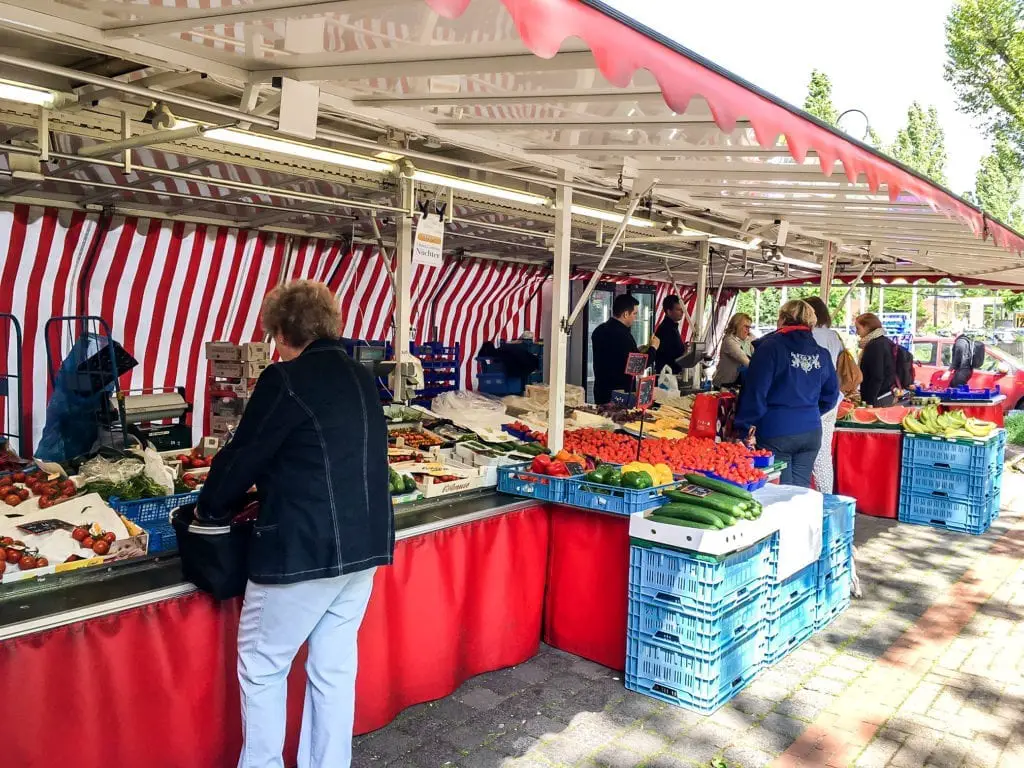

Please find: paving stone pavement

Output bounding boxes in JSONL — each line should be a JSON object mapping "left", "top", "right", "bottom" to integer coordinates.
{"left": 354, "top": 469, "right": 1024, "bottom": 768}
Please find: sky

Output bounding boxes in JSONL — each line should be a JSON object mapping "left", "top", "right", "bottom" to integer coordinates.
{"left": 603, "top": 0, "right": 989, "bottom": 196}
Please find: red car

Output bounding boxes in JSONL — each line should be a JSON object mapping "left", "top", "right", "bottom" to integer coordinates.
{"left": 912, "top": 336, "right": 1024, "bottom": 413}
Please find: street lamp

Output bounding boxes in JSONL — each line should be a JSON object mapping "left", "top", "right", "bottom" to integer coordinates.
{"left": 836, "top": 109, "right": 873, "bottom": 143}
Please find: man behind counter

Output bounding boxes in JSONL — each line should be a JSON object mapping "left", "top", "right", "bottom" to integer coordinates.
{"left": 654, "top": 294, "right": 687, "bottom": 373}
{"left": 591, "top": 294, "right": 659, "bottom": 405}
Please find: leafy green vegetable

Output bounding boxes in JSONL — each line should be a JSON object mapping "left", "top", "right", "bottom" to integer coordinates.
{"left": 85, "top": 473, "right": 169, "bottom": 501}
{"left": 1007, "top": 412, "right": 1024, "bottom": 447}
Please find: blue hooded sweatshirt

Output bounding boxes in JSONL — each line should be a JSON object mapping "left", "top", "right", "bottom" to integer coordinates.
{"left": 734, "top": 326, "right": 839, "bottom": 440}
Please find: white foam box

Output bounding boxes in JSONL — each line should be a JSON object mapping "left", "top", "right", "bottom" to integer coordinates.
{"left": 391, "top": 460, "right": 486, "bottom": 498}
{"left": 629, "top": 509, "right": 776, "bottom": 557}
{"left": 205, "top": 342, "right": 241, "bottom": 361}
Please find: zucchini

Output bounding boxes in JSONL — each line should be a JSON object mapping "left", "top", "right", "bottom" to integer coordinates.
{"left": 663, "top": 488, "right": 747, "bottom": 517}
{"left": 648, "top": 514, "right": 719, "bottom": 530}
{"left": 657, "top": 503, "right": 727, "bottom": 528}
{"left": 683, "top": 473, "right": 753, "bottom": 501}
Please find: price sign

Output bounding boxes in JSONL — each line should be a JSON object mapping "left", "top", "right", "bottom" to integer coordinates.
{"left": 624, "top": 352, "right": 648, "bottom": 376}
{"left": 636, "top": 375, "right": 656, "bottom": 410}
{"left": 1015, "top": 312, "right": 1024, "bottom": 330}
{"left": 413, "top": 214, "right": 445, "bottom": 268}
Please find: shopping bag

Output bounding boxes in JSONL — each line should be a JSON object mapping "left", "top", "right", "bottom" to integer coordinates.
{"left": 657, "top": 366, "right": 680, "bottom": 397}
{"left": 172, "top": 499, "right": 256, "bottom": 600}
{"left": 689, "top": 393, "right": 720, "bottom": 439}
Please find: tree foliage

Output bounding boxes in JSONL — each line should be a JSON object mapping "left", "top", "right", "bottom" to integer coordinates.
{"left": 803, "top": 70, "right": 839, "bottom": 125}
{"left": 973, "top": 133, "right": 1024, "bottom": 226}
{"left": 945, "top": 0, "right": 1024, "bottom": 150}
{"left": 889, "top": 103, "right": 949, "bottom": 184}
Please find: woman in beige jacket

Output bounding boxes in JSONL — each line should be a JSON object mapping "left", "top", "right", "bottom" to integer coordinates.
{"left": 712, "top": 313, "right": 754, "bottom": 387}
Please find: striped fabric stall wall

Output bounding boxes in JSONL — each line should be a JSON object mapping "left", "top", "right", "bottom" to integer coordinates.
{"left": 0, "top": 205, "right": 545, "bottom": 452}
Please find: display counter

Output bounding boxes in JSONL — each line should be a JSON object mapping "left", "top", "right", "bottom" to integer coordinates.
{"left": 0, "top": 492, "right": 549, "bottom": 768}
{"left": 834, "top": 426, "right": 901, "bottom": 519}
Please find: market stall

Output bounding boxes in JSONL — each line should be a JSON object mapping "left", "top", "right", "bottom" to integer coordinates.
{"left": 0, "top": 0, "right": 1021, "bottom": 761}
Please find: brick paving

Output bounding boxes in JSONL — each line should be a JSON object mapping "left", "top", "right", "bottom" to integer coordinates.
{"left": 354, "top": 468, "right": 1024, "bottom": 768}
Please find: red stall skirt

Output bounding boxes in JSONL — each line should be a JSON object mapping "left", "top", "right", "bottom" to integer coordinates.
{"left": 834, "top": 428, "right": 902, "bottom": 519}
{"left": 0, "top": 506, "right": 550, "bottom": 768}
{"left": 543, "top": 506, "right": 630, "bottom": 671}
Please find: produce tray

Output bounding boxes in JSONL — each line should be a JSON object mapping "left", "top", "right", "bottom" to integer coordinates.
{"left": 899, "top": 462, "right": 1002, "bottom": 503}
{"left": 564, "top": 475, "right": 681, "bottom": 516}
{"left": 822, "top": 495, "right": 857, "bottom": 552}
{"left": 627, "top": 586, "right": 767, "bottom": 655}
{"left": 901, "top": 430, "right": 1006, "bottom": 474}
{"left": 913, "top": 384, "right": 1001, "bottom": 400}
{"left": 629, "top": 511, "right": 774, "bottom": 558}
{"left": 765, "top": 592, "right": 816, "bottom": 665}
{"left": 628, "top": 538, "right": 774, "bottom": 611}
{"left": 769, "top": 561, "right": 817, "bottom": 613}
{"left": 700, "top": 469, "right": 767, "bottom": 492}
{"left": 625, "top": 626, "right": 765, "bottom": 713}
{"left": 496, "top": 463, "right": 574, "bottom": 503}
{"left": 751, "top": 453, "right": 775, "bottom": 469}
{"left": 110, "top": 490, "right": 201, "bottom": 553}
{"left": 897, "top": 491, "right": 998, "bottom": 536}
{"left": 500, "top": 424, "right": 540, "bottom": 442}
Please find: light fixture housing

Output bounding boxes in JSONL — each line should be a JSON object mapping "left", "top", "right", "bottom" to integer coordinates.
{"left": 777, "top": 254, "right": 823, "bottom": 272}
{"left": 710, "top": 236, "right": 763, "bottom": 251}
{"left": 412, "top": 170, "right": 550, "bottom": 207}
{"left": 572, "top": 204, "right": 655, "bottom": 228}
{"left": 0, "top": 81, "right": 56, "bottom": 108}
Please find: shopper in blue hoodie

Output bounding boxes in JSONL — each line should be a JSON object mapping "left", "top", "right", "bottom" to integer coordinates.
{"left": 734, "top": 300, "right": 840, "bottom": 488}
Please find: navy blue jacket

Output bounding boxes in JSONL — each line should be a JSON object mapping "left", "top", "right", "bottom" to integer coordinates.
{"left": 735, "top": 326, "right": 839, "bottom": 440}
{"left": 199, "top": 338, "right": 394, "bottom": 584}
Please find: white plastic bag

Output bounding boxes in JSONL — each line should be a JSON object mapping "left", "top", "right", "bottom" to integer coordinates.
{"left": 657, "top": 366, "right": 680, "bottom": 397}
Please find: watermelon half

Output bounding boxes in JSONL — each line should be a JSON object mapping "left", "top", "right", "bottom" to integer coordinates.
{"left": 875, "top": 406, "right": 911, "bottom": 425}
{"left": 848, "top": 409, "right": 878, "bottom": 424}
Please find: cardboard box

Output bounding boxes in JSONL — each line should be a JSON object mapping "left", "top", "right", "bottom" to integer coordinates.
{"left": 210, "top": 360, "right": 244, "bottom": 379}
{"left": 244, "top": 360, "right": 268, "bottom": 378}
{"left": 210, "top": 394, "right": 247, "bottom": 418}
{"left": 240, "top": 342, "right": 270, "bottom": 362}
{"left": 208, "top": 379, "right": 258, "bottom": 397}
{"left": 210, "top": 415, "right": 239, "bottom": 435}
{"left": 205, "top": 342, "right": 241, "bottom": 361}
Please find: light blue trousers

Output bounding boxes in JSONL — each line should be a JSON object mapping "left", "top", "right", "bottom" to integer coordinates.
{"left": 236, "top": 568, "right": 376, "bottom": 768}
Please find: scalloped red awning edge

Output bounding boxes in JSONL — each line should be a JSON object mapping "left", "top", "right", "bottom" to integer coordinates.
{"left": 422, "top": 0, "right": 1024, "bottom": 257}
{"left": 766, "top": 274, "right": 1024, "bottom": 290}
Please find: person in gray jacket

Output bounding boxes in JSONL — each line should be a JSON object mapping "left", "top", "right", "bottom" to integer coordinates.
{"left": 712, "top": 313, "right": 754, "bottom": 387}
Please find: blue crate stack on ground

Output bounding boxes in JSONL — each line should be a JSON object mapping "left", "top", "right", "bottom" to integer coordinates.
{"left": 898, "top": 431, "right": 1005, "bottom": 535}
{"left": 816, "top": 495, "right": 856, "bottom": 629}
{"left": 625, "top": 537, "right": 773, "bottom": 713}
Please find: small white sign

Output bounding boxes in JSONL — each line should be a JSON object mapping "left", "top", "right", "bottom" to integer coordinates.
{"left": 413, "top": 214, "right": 444, "bottom": 268}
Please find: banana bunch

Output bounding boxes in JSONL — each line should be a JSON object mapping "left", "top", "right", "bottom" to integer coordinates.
{"left": 902, "top": 404, "right": 996, "bottom": 439}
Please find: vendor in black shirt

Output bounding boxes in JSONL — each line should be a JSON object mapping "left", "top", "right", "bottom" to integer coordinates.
{"left": 591, "top": 294, "right": 659, "bottom": 405}
{"left": 654, "top": 294, "right": 687, "bottom": 373}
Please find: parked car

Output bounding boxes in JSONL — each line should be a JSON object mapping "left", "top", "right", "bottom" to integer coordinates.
{"left": 912, "top": 336, "right": 1024, "bottom": 412}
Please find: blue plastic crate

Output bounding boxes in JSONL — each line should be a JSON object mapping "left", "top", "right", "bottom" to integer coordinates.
{"left": 818, "top": 566, "right": 853, "bottom": 614}
{"left": 822, "top": 495, "right": 856, "bottom": 551}
{"left": 496, "top": 463, "right": 572, "bottom": 503}
{"left": 625, "top": 627, "right": 765, "bottom": 713}
{"left": 913, "top": 384, "right": 1001, "bottom": 400}
{"left": 477, "top": 372, "right": 523, "bottom": 396}
{"left": 565, "top": 474, "right": 680, "bottom": 516}
{"left": 629, "top": 538, "right": 774, "bottom": 610}
{"left": 627, "top": 586, "right": 766, "bottom": 655}
{"left": 765, "top": 592, "right": 816, "bottom": 664}
{"left": 897, "top": 491, "right": 997, "bottom": 536}
{"left": 818, "top": 536, "right": 854, "bottom": 577}
{"left": 902, "top": 431, "right": 1005, "bottom": 474}
{"left": 815, "top": 596, "right": 851, "bottom": 631}
{"left": 110, "top": 491, "right": 201, "bottom": 554}
{"left": 899, "top": 463, "right": 1002, "bottom": 503}
{"left": 769, "top": 562, "right": 818, "bottom": 612}
{"left": 700, "top": 469, "right": 768, "bottom": 492}
{"left": 751, "top": 453, "right": 775, "bottom": 469}
{"left": 499, "top": 424, "right": 539, "bottom": 442}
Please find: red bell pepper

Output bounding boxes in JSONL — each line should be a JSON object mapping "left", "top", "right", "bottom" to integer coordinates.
{"left": 546, "top": 460, "right": 571, "bottom": 477}
{"left": 530, "top": 454, "right": 552, "bottom": 474}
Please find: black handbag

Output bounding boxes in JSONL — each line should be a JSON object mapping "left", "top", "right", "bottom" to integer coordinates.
{"left": 172, "top": 499, "right": 256, "bottom": 600}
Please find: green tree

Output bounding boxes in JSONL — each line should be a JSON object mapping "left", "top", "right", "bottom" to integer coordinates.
{"left": 890, "top": 103, "right": 949, "bottom": 183}
{"left": 803, "top": 70, "right": 839, "bottom": 125}
{"left": 945, "top": 0, "right": 1024, "bottom": 150}
{"left": 973, "top": 133, "right": 1023, "bottom": 226}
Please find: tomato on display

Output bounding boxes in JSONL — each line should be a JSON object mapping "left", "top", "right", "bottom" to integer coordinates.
{"left": 36, "top": 557, "right": 48, "bottom": 568}
{"left": 81, "top": 536, "right": 94, "bottom": 549}
{"left": 12, "top": 472, "right": 25, "bottom": 483}
{"left": 5, "top": 548, "right": 21, "bottom": 564}
{"left": 19, "top": 555, "right": 36, "bottom": 570}
{"left": 4, "top": 494, "right": 21, "bottom": 507}
{"left": 102, "top": 532, "right": 116, "bottom": 544}
{"left": 72, "top": 527, "right": 88, "bottom": 542}
{"left": 92, "top": 539, "right": 110, "bottom": 556}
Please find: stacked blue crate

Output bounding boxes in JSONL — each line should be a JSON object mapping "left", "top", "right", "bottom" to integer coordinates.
{"left": 898, "top": 431, "right": 1005, "bottom": 535}
{"left": 764, "top": 559, "right": 817, "bottom": 664}
{"left": 816, "top": 496, "right": 856, "bottom": 629}
{"left": 625, "top": 537, "right": 773, "bottom": 713}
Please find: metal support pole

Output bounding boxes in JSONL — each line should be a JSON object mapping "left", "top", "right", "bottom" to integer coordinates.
{"left": 754, "top": 289, "right": 761, "bottom": 329}
{"left": 547, "top": 172, "right": 573, "bottom": 452}
{"left": 691, "top": 240, "right": 710, "bottom": 389}
{"left": 836, "top": 260, "right": 874, "bottom": 310}
{"left": 819, "top": 242, "right": 834, "bottom": 301}
{"left": 879, "top": 285, "right": 885, "bottom": 315}
{"left": 911, "top": 285, "right": 918, "bottom": 333}
{"left": 393, "top": 176, "right": 415, "bottom": 402}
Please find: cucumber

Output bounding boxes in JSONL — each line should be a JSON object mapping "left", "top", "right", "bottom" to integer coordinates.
{"left": 683, "top": 473, "right": 754, "bottom": 501}
{"left": 663, "top": 488, "right": 747, "bottom": 517}
{"left": 648, "top": 514, "right": 719, "bottom": 530}
{"left": 657, "top": 503, "right": 727, "bottom": 528}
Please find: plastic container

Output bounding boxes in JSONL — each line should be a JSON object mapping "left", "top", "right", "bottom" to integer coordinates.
{"left": 897, "top": 491, "right": 998, "bottom": 536}
{"left": 625, "top": 627, "right": 765, "bottom": 714}
{"left": 700, "top": 469, "right": 768, "bottom": 492}
{"left": 476, "top": 372, "right": 522, "bottom": 396}
{"left": 769, "top": 562, "right": 817, "bottom": 613}
{"left": 499, "top": 424, "right": 540, "bottom": 442}
{"left": 496, "top": 463, "right": 572, "bottom": 503}
{"left": 912, "top": 384, "right": 1001, "bottom": 401}
{"left": 110, "top": 490, "right": 201, "bottom": 553}
{"left": 902, "top": 431, "right": 1005, "bottom": 474}
{"left": 817, "top": 566, "right": 853, "bottom": 615}
{"left": 818, "top": 536, "right": 854, "bottom": 578}
{"left": 751, "top": 453, "right": 775, "bottom": 469}
{"left": 765, "top": 592, "right": 816, "bottom": 664}
{"left": 629, "top": 538, "right": 774, "bottom": 610}
{"left": 899, "top": 463, "right": 1002, "bottom": 503}
{"left": 815, "top": 596, "right": 851, "bottom": 631}
{"left": 822, "top": 495, "right": 857, "bottom": 552}
{"left": 627, "top": 586, "right": 766, "bottom": 655}
{"left": 565, "top": 474, "right": 680, "bottom": 516}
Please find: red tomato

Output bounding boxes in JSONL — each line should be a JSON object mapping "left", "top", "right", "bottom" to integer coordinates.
{"left": 38, "top": 496, "right": 54, "bottom": 510}
{"left": 36, "top": 557, "right": 48, "bottom": 568}
{"left": 81, "top": 536, "right": 94, "bottom": 549}
{"left": 16, "top": 488, "right": 28, "bottom": 501}
{"left": 0, "top": 559, "right": 5, "bottom": 575}
{"left": 72, "top": 527, "right": 88, "bottom": 542}
{"left": 4, "top": 494, "right": 21, "bottom": 507}
{"left": 92, "top": 539, "right": 110, "bottom": 556}
{"left": 102, "top": 532, "right": 116, "bottom": 544}
{"left": 6, "top": 548, "right": 21, "bottom": 564}
{"left": 0, "top": 536, "right": 10, "bottom": 546}
{"left": 19, "top": 555, "right": 36, "bottom": 570}
{"left": 61, "top": 480, "right": 76, "bottom": 496}
{"left": 12, "top": 472, "right": 25, "bottom": 483}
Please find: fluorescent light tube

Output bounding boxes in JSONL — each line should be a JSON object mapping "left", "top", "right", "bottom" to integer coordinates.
{"left": 0, "top": 81, "right": 56, "bottom": 107}
{"left": 412, "top": 170, "right": 550, "bottom": 207}
{"left": 202, "top": 128, "right": 393, "bottom": 174}
{"left": 571, "top": 204, "right": 655, "bottom": 228}
{"left": 710, "top": 237, "right": 760, "bottom": 250}
{"left": 778, "top": 255, "right": 822, "bottom": 271}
